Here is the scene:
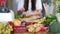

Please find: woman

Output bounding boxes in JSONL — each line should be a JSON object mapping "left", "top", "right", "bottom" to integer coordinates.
{"left": 17, "top": 0, "right": 42, "bottom": 17}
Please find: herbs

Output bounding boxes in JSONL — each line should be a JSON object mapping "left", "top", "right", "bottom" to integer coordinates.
{"left": 15, "top": 13, "right": 26, "bottom": 19}
{"left": 56, "top": 0, "right": 60, "bottom": 3}
{"left": 55, "top": 0, "right": 60, "bottom": 13}
{"left": 15, "top": 14, "right": 20, "bottom": 19}
{"left": 56, "top": 4, "right": 60, "bottom": 13}
{"left": 43, "top": 14, "right": 56, "bottom": 24}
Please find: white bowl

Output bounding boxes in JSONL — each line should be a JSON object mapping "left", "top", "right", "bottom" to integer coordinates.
{"left": 0, "top": 10, "right": 14, "bottom": 23}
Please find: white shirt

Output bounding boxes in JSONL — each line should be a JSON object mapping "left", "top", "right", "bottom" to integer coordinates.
{"left": 17, "top": 0, "right": 42, "bottom": 11}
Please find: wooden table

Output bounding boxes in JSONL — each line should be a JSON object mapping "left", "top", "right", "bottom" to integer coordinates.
{"left": 13, "top": 32, "right": 54, "bottom": 34}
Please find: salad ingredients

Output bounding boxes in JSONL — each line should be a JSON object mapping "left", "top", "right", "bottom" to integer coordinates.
{"left": 27, "top": 25, "right": 35, "bottom": 32}
{"left": 8, "top": 21, "right": 14, "bottom": 28}
{"left": 43, "top": 14, "right": 56, "bottom": 24}
{"left": 38, "top": 17, "right": 46, "bottom": 24}
{"left": 0, "top": 22, "right": 13, "bottom": 34}
{"left": 14, "top": 19, "right": 21, "bottom": 26}
{"left": 33, "top": 24, "right": 43, "bottom": 28}
{"left": 15, "top": 14, "right": 20, "bottom": 19}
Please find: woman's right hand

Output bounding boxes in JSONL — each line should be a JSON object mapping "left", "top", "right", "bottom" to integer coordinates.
{"left": 17, "top": 8, "right": 25, "bottom": 15}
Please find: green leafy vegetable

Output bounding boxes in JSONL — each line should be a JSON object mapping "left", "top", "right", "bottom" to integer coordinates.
{"left": 56, "top": 4, "right": 60, "bottom": 13}
{"left": 15, "top": 14, "right": 20, "bottom": 19}
{"left": 43, "top": 14, "right": 57, "bottom": 24}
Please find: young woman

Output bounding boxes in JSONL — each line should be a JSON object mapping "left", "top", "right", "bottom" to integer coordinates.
{"left": 17, "top": 0, "right": 42, "bottom": 17}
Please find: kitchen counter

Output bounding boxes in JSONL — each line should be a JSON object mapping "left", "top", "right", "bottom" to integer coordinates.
{"left": 13, "top": 32, "right": 54, "bottom": 34}
{"left": 14, "top": 32, "right": 46, "bottom": 34}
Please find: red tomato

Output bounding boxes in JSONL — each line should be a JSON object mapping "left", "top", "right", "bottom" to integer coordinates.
{"left": 40, "top": 27, "right": 48, "bottom": 31}
{"left": 8, "top": 21, "right": 14, "bottom": 28}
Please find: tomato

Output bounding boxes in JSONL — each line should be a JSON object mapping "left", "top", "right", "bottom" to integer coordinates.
{"left": 8, "top": 21, "right": 14, "bottom": 28}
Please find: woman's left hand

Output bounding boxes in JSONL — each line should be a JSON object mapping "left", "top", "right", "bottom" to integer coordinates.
{"left": 26, "top": 11, "right": 32, "bottom": 17}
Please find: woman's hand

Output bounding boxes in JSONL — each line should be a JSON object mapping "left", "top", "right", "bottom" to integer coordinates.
{"left": 26, "top": 10, "right": 41, "bottom": 17}
{"left": 26, "top": 11, "right": 32, "bottom": 17}
{"left": 17, "top": 8, "right": 25, "bottom": 15}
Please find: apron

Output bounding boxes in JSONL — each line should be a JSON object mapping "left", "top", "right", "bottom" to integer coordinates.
{"left": 17, "top": 0, "right": 45, "bottom": 17}
{"left": 22, "top": 0, "right": 36, "bottom": 15}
